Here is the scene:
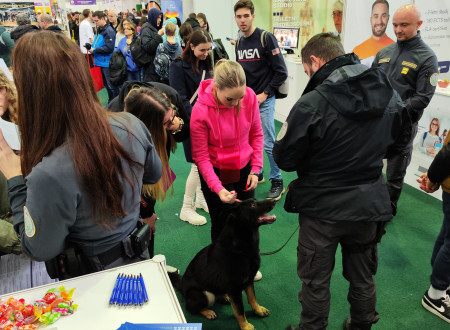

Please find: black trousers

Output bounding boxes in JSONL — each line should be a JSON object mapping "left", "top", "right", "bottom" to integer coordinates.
{"left": 297, "top": 216, "right": 383, "bottom": 330}
{"left": 199, "top": 162, "right": 254, "bottom": 241}
{"left": 386, "top": 122, "right": 418, "bottom": 207}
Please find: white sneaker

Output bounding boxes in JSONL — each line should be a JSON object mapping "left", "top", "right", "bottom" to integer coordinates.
{"left": 166, "top": 265, "right": 180, "bottom": 274}
{"left": 254, "top": 270, "right": 262, "bottom": 282}
{"left": 180, "top": 206, "right": 207, "bottom": 225}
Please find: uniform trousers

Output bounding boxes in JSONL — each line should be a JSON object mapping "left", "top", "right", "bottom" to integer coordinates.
{"left": 297, "top": 216, "right": 382, "bottom": 329}
{"left": 386, "top": 122, "right": 418, "bottom": 208}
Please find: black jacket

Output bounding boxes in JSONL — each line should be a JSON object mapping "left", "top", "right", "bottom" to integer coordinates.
{"left": 46, "top": 25, "right": 63, "bottom": 33}
{"left": 169, "top": 58, "right": 212, "bottom": 116}
{"left": 10, "top": 25, "right": 39, "bottom": 41}
{"left": 185, "top": 18, "right": 201, "bottom": 31}
{"left": 140, "top": 22, "right": 163, "bottom": 81}
{"left": 372, "top": 31, "right": 438, "bottom": 123}
{"left": 274, "top": 53, "right": 406, "bottom": 222}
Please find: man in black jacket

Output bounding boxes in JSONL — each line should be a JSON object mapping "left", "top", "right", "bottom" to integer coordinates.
{"left": 372, "top": 4, "right": 438, "bottom": 212}
{"left": 37, "top": 14, "right": 63, "bottom": 33}
{"left": 276, "top": 33, "right": 406, "bottom": 330}
{"left": 141, "top": 8, "right": 164, "bottom": 82}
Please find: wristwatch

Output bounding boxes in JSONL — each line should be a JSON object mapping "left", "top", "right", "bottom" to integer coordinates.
{"left": 171, "top": 117, "right": 184, "bottom": 135}
{"left": 249, "top": 172, "right": 259, "bottom": 177}
{"left": 263, "top": 90, "right": 271, "bottom": 98}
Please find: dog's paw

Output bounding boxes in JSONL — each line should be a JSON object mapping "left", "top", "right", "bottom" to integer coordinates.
{"left": 200, "top": 308, "right": 217, "bottom": 320}
{"left": 240, "top": 322, "right": 255, "bottom": 330}
{"left": 253, "top": 305, "right": 270, "bottom": 317}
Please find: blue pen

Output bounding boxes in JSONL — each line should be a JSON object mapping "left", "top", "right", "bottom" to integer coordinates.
{"left": 138, "top": 275, "right": 144, "bottom": 305}
{"left": 109, "top": 273, "right": 122, "bottom": 305}
{"left": 118, "top": 275, "right": 127, "bottom": 305}
{"left": 133, "top": 275, "right": 138, "bottom": 305}
{"left": 139, "top": 273, "right": 149, "bottom": 302}
{"left": 112, "top": 274, "right": 125, "bottom": 305}
{"left": 124, "top": 275, "right": 131, "bottom": 305}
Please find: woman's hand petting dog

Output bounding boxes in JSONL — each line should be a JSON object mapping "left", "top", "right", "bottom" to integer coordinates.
{"left": 218, "top": 189, "right": 241, "bottom": 204}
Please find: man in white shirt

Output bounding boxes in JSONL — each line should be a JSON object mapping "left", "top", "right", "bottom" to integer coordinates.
{"left": 79, "top": 9, "right": 94, "bottom": 55}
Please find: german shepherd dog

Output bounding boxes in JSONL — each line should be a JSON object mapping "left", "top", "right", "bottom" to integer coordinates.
{"left": 169, "top": 198, "right": 276, "bottom": 330}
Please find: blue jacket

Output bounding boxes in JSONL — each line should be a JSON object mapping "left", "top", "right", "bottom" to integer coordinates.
{"left": 118, "top": 36, "right": 139, "bottom": 72}
{"left": 93, "top": 24, "right": 115, "bottom": 68}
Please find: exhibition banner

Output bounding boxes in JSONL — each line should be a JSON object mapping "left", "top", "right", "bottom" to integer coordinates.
{"left": 345, "top": 0, "right": 450, "bottom": 200}
{"left": 0, "top": 2, "right": 36, "bottom": 26}
{"left": 271, "top": 0, "right": 344, "bottom": 51}
{"left": 69, "top": 0, "right": 96, "bottom": 5}
{"left": 161, "top": 0, "right": 182, "bottom": 22}
{"left": 404, "top": 0, "right": 450, "bottom": 200}
{"left": 343, "top": 0, "right": 407, "bottom": 66}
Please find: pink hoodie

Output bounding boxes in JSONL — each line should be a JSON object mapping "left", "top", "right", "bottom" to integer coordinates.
{"left": 190, "top": 79, "right": 264, "bottom": 195}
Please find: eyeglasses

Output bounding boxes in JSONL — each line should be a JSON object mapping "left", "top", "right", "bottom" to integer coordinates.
{"left": 164, "top": 109, "right": 177, "bottom": 128}
{"left": 431, "top": 123, "right": 439, "bottom": 127}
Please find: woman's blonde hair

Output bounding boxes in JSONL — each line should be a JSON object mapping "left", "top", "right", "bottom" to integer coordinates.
{"left": 213, "top": 59, "right": 246, "bottom": 90}
{"left": 213, "top": 60, "right": 246, "bottom": 113}
{"left": 0, "top": 71, "right": 18, "bottom": 123}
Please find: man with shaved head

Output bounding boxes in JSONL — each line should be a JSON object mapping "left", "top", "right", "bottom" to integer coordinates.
{"left": 372, "top": 4, "right": 438, "bottom": 214}
{"left": 37, "top": 13, "right": 63, "bottom": 33}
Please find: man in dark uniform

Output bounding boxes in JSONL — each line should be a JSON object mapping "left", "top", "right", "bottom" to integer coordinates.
{"left": 372, "top": 4, "right": 438, "bottom": 212}
{"left": 275, "top": 33, "right": 406, "bottom": 330}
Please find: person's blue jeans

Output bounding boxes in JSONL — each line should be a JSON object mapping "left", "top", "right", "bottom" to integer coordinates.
{"left": 101, "top": 66, "right": 119, "bottom": 103}
{"left": 127, "top": 70, "right": 140, "bottom": 82}
{"left": 430, "top": 191, "right": 450, "bottom": 290}
{"left": 259, "top": 95, "right": 282, "bottom": 181}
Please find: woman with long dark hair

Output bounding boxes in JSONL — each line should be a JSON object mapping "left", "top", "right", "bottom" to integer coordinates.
{"left": 0, "top": 31, "right": 162, "bottom": 276}
{"left": 169, "top": 29, "right": 213, "bottom": 226}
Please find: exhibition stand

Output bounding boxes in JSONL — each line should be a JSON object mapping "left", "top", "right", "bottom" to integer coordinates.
{"left": 0, "top": 258, "right": 187, "bottom": 329}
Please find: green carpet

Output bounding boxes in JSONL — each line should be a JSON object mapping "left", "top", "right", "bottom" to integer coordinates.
{"left": 99, "top": 89, "right": 449, "bottom": 329}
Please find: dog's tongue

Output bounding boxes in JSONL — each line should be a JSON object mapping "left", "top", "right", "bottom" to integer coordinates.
{"left": 258, "top": 214, "right": 276, "bottom": 224}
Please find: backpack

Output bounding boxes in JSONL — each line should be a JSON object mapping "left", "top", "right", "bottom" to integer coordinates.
{"left": 236, "top": 30, "right": 288, "bottom": 99}
{"left": 130, "top": 35, "right": 153, "bottom": 68}
{"left": 154, "top": 43, "right": 173, "bottom": 80}
{"left": 212, "top": 38, "right": 229, "bottom": 64}
{"left": 109, "top": 50, "right": 127, "bottom": 86}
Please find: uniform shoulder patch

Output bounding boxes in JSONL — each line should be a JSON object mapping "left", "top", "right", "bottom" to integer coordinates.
{"left": 430, "top": 73, "right": 439, "bottom": 86}
{"left": 277, "top": 122, "right": 288, "bottom": 141}
{"left": 378, "top": 58, "right": 390, "bottom": 64}
{"left": 24, "top": 206, "right": 36, "bottom": 238}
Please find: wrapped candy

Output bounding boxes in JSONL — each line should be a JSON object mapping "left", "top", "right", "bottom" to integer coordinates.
{"left": 42, "top": 293, "right": 56, "bottom": 304}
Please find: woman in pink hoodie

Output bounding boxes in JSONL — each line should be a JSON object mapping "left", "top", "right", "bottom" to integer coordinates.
{"left": 190, "top": 59, "right": 264, "bottom": 242}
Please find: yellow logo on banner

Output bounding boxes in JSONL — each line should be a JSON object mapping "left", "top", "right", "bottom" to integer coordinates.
{"left": 379, "top": 58, "right": 390, "bottom": 63}
{"left": 401, "top": 61, "right": 417, "bottom": 69}
{"left": 401, "top": 67, "right": 409, "bottom": 75}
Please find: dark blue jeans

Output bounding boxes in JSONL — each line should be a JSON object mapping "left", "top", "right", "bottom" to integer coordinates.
{"left": 100, "top": 66, "right": 119, "bottom": 103}
{"left": 430, "top": 191, "right": 450, "bottom": 290}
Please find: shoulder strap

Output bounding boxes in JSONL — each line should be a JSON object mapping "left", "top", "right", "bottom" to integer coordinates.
{"left": 423, "top": 131, "right": 427, "bottom": 143}
{"left": 236, "top": 36, "right": 242, "bottom": 50}
{"left": 189, "top": 70, "right": 206, "bottom": 105}
{"left": 260, "top": 30, "right": 267, "bottom": 49}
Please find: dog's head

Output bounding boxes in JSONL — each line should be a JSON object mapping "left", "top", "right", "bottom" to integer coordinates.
{"left": 227, "top": 198, "right": 277, "bottom": 227}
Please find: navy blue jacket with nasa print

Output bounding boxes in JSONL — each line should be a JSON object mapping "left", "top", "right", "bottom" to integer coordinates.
{"left": 236, "top": 28, "right": 287, "bottom": 96}
{"left": 372, "top": 31, "right": 438, "bottom": 123}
